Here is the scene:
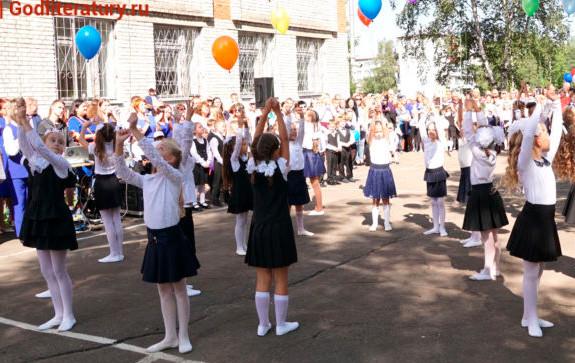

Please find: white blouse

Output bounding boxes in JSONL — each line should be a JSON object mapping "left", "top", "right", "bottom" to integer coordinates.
{"left": 419, "top": 116, "right": 446, "bottom": 169}
{"left": 463, "top": 111, "right": 496, "bottom": 185}
{"left": 115, "top": 138, "right": 183, "bottom": 229}
{"left": 517, "top": 100, "right": 562, "bottom": 205}
{"left": 302, "top": 122, "right": 322, "bottom": 150}
{"left": 88, "top": 142, "right": 115, "bottom": 175}
{"left": 286, "top": 117, "right": 305, "bottom": 171}
{"left": 19, "top": 129, "right": 71, "bottom": 179}
{"left": 369, "top": 137, "right": 392, "bottom": 165}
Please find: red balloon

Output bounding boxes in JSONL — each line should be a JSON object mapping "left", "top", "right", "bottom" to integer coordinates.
{"left": 571, "top": 68, "right": 575, "bottom": 76}
{"left": 358, "top": 8, "right": 372, "bottom": 26}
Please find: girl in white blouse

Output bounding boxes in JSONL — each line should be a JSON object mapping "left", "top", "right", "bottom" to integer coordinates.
{"left": 115, "top": 114, "right": 197, "bottom": 353}
{"left": 419, "top": 109, "right": 449, "bottom": 237}
{"left": 503, "top": 89, "right": 563, "bottom": 338}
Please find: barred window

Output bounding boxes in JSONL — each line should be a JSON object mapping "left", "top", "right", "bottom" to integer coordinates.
{"left": 153, "top": 25, "right": 198, "bottom": 98}
{"left": 54, "top": 17, "right": 115, "bottom": 100}
{"left": 296, "top": 37, "right": 323, "bottom": 94}
{"left": 239, "top": 32, "right": 272, "bottom": 97}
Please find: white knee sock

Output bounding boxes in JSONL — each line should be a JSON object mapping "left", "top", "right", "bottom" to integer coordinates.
{"left": 371, "top": 207, "right": 379, "bottom": 228}
{"left": 522, "top": 261, "right": 542, "bottom": 336}
{"left": 255, "top": 292, "right": 270, "bottom": 327}
{"left": 99, "top": 209, "right": 118, "bottom": 257}
{"left": 383, "top": 204, "right": 391, "bottom": 224}
{"left": 274, "top": 294, "right": 299, "bottom": 335}
{"left": 235, "top": 213, "right": 248, "bottom": 252}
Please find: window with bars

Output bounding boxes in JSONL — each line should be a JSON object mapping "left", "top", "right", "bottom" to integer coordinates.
{"left": 54, "top": 17, "right": 114, "bottom": 100}
{"left": 296, "top": 37, "right": 323, "bottom": 94}
{"left": 239, "top": 32, "right": 272, "bottom": 96}
{"left": 153, "top": 25, "right": 198, "bottom": 98}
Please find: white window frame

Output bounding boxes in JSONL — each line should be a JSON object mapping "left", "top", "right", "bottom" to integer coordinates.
{"left": 296, "top": 37, "right": 323, "bottom": 95}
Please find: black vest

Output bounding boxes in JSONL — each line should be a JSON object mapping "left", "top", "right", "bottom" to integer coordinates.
{"left": 194, "top": 138, "right": 208, "bottom": 160}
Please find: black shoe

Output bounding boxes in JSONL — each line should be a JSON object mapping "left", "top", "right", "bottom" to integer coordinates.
{"left": 192, "top": 203, "right": 202, "bottom": 212}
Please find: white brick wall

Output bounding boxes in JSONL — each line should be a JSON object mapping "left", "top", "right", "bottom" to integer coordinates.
{"left": 231, "top": 0, "right": 338, "bottom": 32}
{"left": 0, "top": 1, "right": 349, "bottom": 114}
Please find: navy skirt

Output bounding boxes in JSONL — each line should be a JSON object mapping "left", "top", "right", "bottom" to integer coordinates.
{"left": 507, "top": 202, "right": 562, "bottom": 263}
{"left": 424, "top": 167, "right": 449, "bottom": 198}
{"left": 141, "top": 225, "right": 199, "bottom": 283}
{"left": 456, "top": 167, "right": 471, "bottom": 204}
{"left": 462, "top": 183, "right": 508, "bottom": 231}
{"left": 562, "top": 183, "right": 575, "bottom": 224}
{"left": 245, "top": 220, "right": 297, "bottom": 268}
{"left": 287, "top": 169, "right": 310, "bottom": 206}
{"left": 303, "top": 149, "right": 326, "bottom": 178}
{"left": 363, "top": 164, "right": 397, "bottom": 200}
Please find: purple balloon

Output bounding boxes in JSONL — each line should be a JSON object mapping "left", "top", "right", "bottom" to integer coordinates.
{"left": 407, "top": 0, "right": 417, "bottom": 4}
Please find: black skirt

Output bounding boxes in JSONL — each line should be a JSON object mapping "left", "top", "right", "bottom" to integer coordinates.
{"left": 141, "top": 225, "right": 199, "bottom": 283}
{"left": 287, "top": 169, "right": 310, "bottom": 206}
{"left": 507, "top": 202, "right": 562, "bottom": 263}
{"left": 94, "top": 174, "right": 123, "bottom": 210}
{"left": 179, "top": 207, "right": 201, "bottom": 271}
{"left": 21, "top": 217, "right": 78, "bottom": 251}
{"left": 562, "top": 183, "right": 575, "bottom": 224}
{"left": 457, "top": 167, "right": 471, "bottom": 204}
{"left": 424, "top": 167, "right": 449, "bottom": 198}
{"left": 227, "top": 171, "right": 254, "bottom": 214}
{"left": 462, "top": 183, "right": 509, "bottom": 231}
{"left": 245, "top": 220, "right": 297, "bottom": 268}
{"left": 193, "top": 165, "right": 209, "bottom": 186}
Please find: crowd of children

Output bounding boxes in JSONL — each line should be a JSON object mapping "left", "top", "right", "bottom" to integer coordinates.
{"left": 1, "top": 81, "right": 574, "bottom": 356}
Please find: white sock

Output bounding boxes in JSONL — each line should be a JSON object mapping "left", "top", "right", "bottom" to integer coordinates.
{"left": 424, "top": 199, "right": 439, "bottom": 234}
{"left": 199, "top": 192, "right": 205, "bottom": 204}
{"left": 371, "top": 207, "right": 379, "bottom": 227}
{"left": 437, "top": 197, "right": 446, "bottom": 229}
{"left": 471, "top": 231, "right": 481, "bottom": 242}
{"left": 383, "top": 204, "right": 391, "bottom": 224}
{"left": 235, "top": 213, "right": 248, "bottom": 252}
{"left": 255, "top": 292, "right": 271, "bottom": 335}
{"left": 274, "top": 294, "right": 299, "bottom": 335}
{"left": 296, "top": 211, "right": 305, "bottom": 232}
{"left": 522, "top": 261, "right": 542, "bottom": 337}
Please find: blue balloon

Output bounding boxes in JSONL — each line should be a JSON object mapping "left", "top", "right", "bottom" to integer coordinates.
{"left": 564, "top": 0, "right": 575, "bottom": 15}
{"left": 75, "top": 25, "right": 101, "bottom": 60}
{"left": 358, "top": 0, "right": 382, "bottom": 20}
{"left": 564, "top": 72, "right": 573, "bottom": 83}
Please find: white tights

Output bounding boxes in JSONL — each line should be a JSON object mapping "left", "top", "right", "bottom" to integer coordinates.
{"left": 430, "top": 197, "right": 446, "bottom": 229}
{"left": 235, "top": 212, "right": 249, "bottom": 252}
{"left": 37, "top": 250, "right": 75, "bottom": 322}
{"left": 481, "top": 230, "right": 501, "bottom": 278}
{"left": 197, "top": 185, "right": 206, "bottom": 204}
{"left": 522, "top": 261, "right": 543, "bottom": 326}
{"left": 150, "top": 279, "right": 192, "bottom": 352}
{"left": 99, "top": 208, "right": 124, "bottom": 257}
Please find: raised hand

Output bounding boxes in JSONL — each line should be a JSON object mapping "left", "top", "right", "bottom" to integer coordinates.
{"left": 116, "top": 129, "right": 131, "bottom": 146}
{"left": 127, "top": 112, "right": 139, "bottom": 130}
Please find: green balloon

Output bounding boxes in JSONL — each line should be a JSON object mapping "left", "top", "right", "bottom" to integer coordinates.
{"left": 522, "top": 0, "right": 540, "bottom": 16}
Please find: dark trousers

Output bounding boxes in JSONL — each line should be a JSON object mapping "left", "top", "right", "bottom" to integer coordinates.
{"left": 412, "top": 128, "right": 422, "bottom": 152}
{"left": 339, "top": 147, "right": 353, "bottom": 179}
{"left": 211, "top": 163, "right": 223, "bottom": 203}
{"left": 326, "top": 150, "right": 339, "bottom": 180}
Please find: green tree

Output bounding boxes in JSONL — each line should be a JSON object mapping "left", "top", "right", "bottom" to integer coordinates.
{"left": 361, "top": 40, "right": 398, "bottom": 93}
{"left": 390, "top": 0, "right": 570, "bottom": 89}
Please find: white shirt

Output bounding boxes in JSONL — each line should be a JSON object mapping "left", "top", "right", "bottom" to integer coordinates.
{"left": 458, "top": 140, "right": 473, "bottom": 168}
{"left": 302, "top": 122, "right": 321, "bottom": 150}
{"left": 115, "top": 138, "right": 183, "bottom": 229}
{"left": 463, "top": 111, "right": 496, "bottom": 185}
{"left": 286, "top": 117, "right": 305, "bottom": 171}
{"left": 19, "top": 129, "right": 72, "bottom": 178}
{"left": 517, "top": 101, "right": 562, "bottom": 205}
{"left": 3, "top": 121, "right": 21, "bottom": 157}
{"left": 419, "top": 116, "right": 446, "bottom": 169}
{"left": 173, "top": 121, "right": 196, "bottom": 206}
{"left": 369, "top": 137, "right": 392, "bottom": 165}
{"left": 190, "top": 137, "right": 212, "bottom": 168}
{"left": 209, "top": 132, "right": 224, "bottom": 164}
{"left": 88, "top": 142, "right": 116, "bottom": 175}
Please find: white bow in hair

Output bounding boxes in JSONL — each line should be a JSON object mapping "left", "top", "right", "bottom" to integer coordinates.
{"left": 256, "top": 160, "right": 277, "bottom": 177}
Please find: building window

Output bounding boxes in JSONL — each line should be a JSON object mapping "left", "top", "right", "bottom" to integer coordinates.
{"left": 239, "top": 32, "right": 272, "bottom": 97}
{"left": 296, "top": 37, "right": 323, "bottom": 94}
{"left": 153, "top": 25, "right": 198, "bottom": 98}
{"left": 54, "top": 17, "right": 115, "bottom": 100}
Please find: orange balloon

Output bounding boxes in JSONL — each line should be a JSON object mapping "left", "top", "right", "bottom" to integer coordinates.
{"left": 212, "top": 36, "right": 239, "bottom": 71}
{"left": 358, "top": 8, "right": 372, "bottom": 26}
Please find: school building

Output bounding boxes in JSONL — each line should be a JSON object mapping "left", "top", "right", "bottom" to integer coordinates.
{"left": 0, "top": 0, "right": 351, "bottom": 114}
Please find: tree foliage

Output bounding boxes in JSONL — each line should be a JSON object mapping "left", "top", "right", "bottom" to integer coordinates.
{"left": 390, "top": 0, "right": 570, "bottom": 90}
{"left": 361, "top": 40, "right": 399, "bottom": 94}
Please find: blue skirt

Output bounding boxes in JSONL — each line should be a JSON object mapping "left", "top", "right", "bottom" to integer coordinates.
{"left": 287, "top": 169, "right": 310, "bottom": 206}
{"left": 424, "top": 167, "right": 449, "bottom": 198}
{"left": 364, "top": 164, "right": 397, "bottom": 199}
{"left": 303, "top": 149, "right": 326, "bottom": 178}
{"left": 141, "top": 225, "right": 199, "bottom": 283}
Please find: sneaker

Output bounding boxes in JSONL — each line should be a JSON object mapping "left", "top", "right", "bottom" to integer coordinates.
{"left": 463, "top": 240, "right": 482, "bottom": 248}
{"left": 423, "top": 228, "right": 440, "bottom": 235}
{"left": 297, "top": 230, "right": 315, "bottom": 236}
{"left": 276, "top": 322, "right": 299, "bottom": 336}
{"left": 98, "top": 255, "right": 125, "bottom": 263}
{"left": 308, "top": 210, "right": 325, "bottom": 216}
{"left": 186, "top": 285, "right": 202, "bottom": 297}
{"left": 235, "top": 249, "right": 247, "bottom": 256}
{"left": 384, "top": 223, "right": 392, "bottom": 231}
{"left": 469, "top": 270, "right": 495, "bottom": 281}
{"left": 257, "top": 323, "right": 272, "bottom": 337}
{"left": 521, "top": 318, "right": 554, "bottom": 328}
{"left": 35, "top": 290, "right": 51, "bottom": 299}
{"left": 369, "top": 225, "right": 377, "bottom": 232}
{"left": 439, "top": 227, "right": 448, "bottom": 237}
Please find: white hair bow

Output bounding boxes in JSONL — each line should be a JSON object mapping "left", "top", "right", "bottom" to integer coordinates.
{"left": 246, "top": 158, "right": 256, "bottom": 174}
{"left": 256, "top": 160, "right": 277, "bottom": 177}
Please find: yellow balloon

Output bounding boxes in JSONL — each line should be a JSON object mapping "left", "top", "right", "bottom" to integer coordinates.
{"left": 272, "top": 7, "right": 289, "bottom": 34}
